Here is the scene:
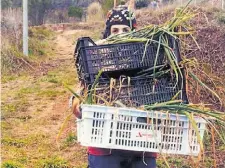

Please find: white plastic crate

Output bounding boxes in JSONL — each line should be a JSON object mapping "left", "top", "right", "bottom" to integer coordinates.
{"left": 77, "top": 104, "right": 206, "bottom": 156}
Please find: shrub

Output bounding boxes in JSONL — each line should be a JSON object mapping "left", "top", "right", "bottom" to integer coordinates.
{"left": 68, "top": 6, "right": 83, "bottom": 20}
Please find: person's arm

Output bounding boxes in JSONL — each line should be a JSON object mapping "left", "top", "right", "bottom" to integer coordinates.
{"left": 69, "top": 85, "right": 83, "bottom": 119}
{"left": 71, "top": 97, "right": 82, "bottom": 119}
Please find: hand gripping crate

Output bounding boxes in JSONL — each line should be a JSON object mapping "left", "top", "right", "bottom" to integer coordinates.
{"left": 77, "top": 105, "right": 206, "bottom": 156}
{"left": 74, "top": 36, "right": 182, "bottom": 84}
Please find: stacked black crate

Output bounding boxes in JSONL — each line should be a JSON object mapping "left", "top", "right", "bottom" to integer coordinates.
{"left": 74, "top": 36, "right": 188, "bottom": 107}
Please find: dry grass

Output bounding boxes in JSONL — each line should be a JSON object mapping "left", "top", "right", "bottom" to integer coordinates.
{"left": 1, "top": 27, "right": 55, "bottom": 76}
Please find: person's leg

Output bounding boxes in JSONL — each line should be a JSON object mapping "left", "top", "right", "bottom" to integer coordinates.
{"left": 88, "top": 154, "right": 122, "bottom": 168}
{"left": 133, "top": 157, "right": 157, "bottom": 168}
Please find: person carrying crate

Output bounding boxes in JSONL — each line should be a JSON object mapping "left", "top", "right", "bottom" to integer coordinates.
{"left": 70, "top": 2, "right": 157, "bottom": 168}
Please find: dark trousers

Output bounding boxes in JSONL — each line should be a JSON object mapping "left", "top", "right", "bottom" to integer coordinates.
{"left": 88, "top": 154, "right": 156, "bottom": 168}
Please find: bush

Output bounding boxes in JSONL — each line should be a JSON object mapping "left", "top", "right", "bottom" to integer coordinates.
{"left": 28, "top": 27, "right": 54, "bottom": 57}
{"left": 68, "top": 6, "right": 83, "bottom": 20}
{"left": 87, "top": 2, "right": 104, "bottom": 22}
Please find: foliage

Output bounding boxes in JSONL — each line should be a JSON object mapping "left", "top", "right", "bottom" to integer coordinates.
{"left": 68, "top": 6, "right": 83, "bottom": 20}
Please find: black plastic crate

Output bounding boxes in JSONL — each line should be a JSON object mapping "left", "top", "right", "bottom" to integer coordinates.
{"left": 75, "top": 36, "right": 181, "bottom": 84}
{"left": 80, "top": 68, "right": 147, "bottom": 87}
{"left": 94, "top": 75, "right": 188, "bottom": 107}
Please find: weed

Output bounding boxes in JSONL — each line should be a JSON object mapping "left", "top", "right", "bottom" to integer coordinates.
{"left": 36, "top": 156, "right": 69, "bottom": 168}
{"left": 1, "top": 160, "right": 23, "bottom": 168}
{"left": 1, "top": 98, "right": 30, "bottom": 117}
{"left": 16, "top": 86, "right": 40, "bottom": 98}
{"left": 2, "top": 103, "right": 18, "bottom": 114}
{"left": 1, "top": 75, "right": 17, "bottom": 83}
{"left": 65, "top": 132, "right": 77, "bottom": 146}
{"left": 1, "top": 121, "right": 13, "bottom": 130}
{"left": 2, "top": 137, "right": 27, "bottom": 148}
